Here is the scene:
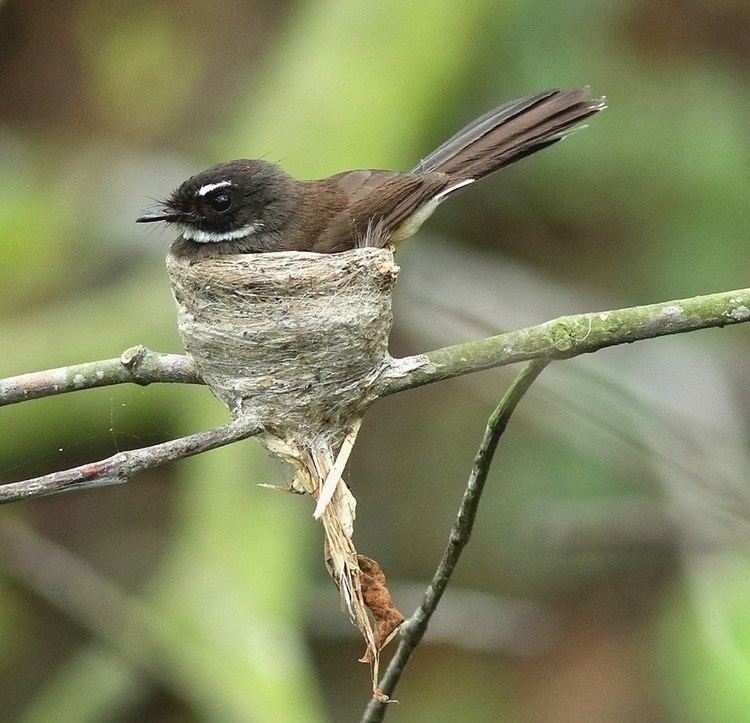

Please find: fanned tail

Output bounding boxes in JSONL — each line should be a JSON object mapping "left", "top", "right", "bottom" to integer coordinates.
{"left": 414, "top": 87, "right": 606, "bottom": 182}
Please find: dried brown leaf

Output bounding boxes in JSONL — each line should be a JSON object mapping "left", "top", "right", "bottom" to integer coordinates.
{"left": 357, "top": 554, "right": 405, "bottom": 663}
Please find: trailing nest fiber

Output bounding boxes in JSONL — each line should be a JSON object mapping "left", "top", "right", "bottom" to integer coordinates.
{"left": 167, "top": 246, "right": 408, "bottom": 672}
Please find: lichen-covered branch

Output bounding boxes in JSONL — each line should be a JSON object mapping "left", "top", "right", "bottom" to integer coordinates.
{"left": 360, "top": 359, "right": 548, "bottom": 722}
{"left": 0, "top": 345, "right": 200, "bottom": 407}
{"left": 2, "top": 287, "right": 748, "bottom": 410}
{"left": 380, "top": 286, "right": 750, "bottom": 395}
{"left": 0, "top": 416, "right": 261, "bottom": 504}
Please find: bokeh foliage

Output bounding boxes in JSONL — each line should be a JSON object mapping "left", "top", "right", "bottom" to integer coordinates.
{"left": 1, "top": 0, "right": 750, "bottom": 720}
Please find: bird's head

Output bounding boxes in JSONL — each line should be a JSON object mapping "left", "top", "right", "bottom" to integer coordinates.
{"left": 137, "top": 159, "right": 296, "bottom": 244}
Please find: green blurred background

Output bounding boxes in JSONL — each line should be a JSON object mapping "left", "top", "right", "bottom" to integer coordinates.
{"left": 1, "top": 1, "right": 750, "bottom": 721}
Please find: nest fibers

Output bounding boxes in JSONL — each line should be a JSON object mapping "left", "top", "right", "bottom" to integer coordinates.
{"left": 167, "top": 245, "right": 414, "bottom": 675}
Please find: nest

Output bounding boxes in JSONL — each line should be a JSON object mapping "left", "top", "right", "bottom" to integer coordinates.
{"left": 167, "top": 246, "right": 407, "bottom": 673}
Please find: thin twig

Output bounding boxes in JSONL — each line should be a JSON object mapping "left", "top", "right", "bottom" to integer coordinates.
{"left": 379, "top": 286, "right": 750, "bottom": 395}
{"left": 0, "top": 416, "right": 261, "bottom": 504}
{"left": 0, "top": 346, "right": 200, "bottom": 407}
{"left": 360, "top": 358, "right": 548, "bottom": 722}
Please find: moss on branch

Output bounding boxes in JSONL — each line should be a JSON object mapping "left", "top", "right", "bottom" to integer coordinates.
{"left": 380, "top": 287, "right": 750, "bottom": 394}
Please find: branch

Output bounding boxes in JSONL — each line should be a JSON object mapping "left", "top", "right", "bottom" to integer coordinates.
{"left": 3, "top": 287, "right": 748, "bottom": 409}
{"left": 361, "top": 358, "right": 548, "bottom": 722}
{"left": 0, "top": 345, "right": 200, "bottom": 407}
{"left": 380, "top": 286, "right": 750, "bottom": 395}
{"left": 0, "top": 416, "right": 261, "bottom": 504}
{"left": 1, "top": 285, "right": 748, "bottom": 505}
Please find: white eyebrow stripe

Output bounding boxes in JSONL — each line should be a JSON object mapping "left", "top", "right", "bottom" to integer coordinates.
{"left": 197, "top": 180, "right": 232, "bottom": 196}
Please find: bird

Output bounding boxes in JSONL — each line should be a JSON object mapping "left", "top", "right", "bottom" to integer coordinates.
{"left": 137, "top": 87, "right": 605, "bottom": 258}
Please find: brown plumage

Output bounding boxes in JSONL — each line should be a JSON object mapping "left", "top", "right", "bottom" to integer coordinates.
{"left": 138, "top": 87, "right": 605, "bottom": 256}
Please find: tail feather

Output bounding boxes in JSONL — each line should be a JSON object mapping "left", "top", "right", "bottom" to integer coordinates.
{"left": 414, "top": 87, "right": 605, "bottom": 181}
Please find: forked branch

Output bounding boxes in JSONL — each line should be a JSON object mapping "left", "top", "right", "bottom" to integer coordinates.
{"left": 0, "top": 287, "right": 748, "bottom": 500}
{"left": 1, "top": 282, "right": 749, "bottom": 715}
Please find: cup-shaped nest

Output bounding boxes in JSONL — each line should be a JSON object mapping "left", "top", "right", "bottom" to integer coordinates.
{"left": 167, "top": 247, "right": 403, "bottom": 672}
{"left": 166, "top": 247, "right": 406, "bottom": 672}
{"left": 167, "top": 247, "right": 399, "bottom": 438}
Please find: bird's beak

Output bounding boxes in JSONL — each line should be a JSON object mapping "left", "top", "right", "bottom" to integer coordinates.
{"left": 136, "top": 204, "right": 181, "bottom": 223}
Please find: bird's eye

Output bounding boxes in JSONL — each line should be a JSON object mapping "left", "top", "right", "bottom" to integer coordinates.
{"left": 208, "top": 193, "right": 232, "bottom": 212}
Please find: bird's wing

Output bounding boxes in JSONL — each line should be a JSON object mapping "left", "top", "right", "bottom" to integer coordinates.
{"left": 312, "top": 170, "right": 449, "bottom": 251}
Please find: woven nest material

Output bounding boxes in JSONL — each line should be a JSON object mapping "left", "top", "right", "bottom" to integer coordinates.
{"left": 167, "top": 246, "right": 408, "bottom": 673}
